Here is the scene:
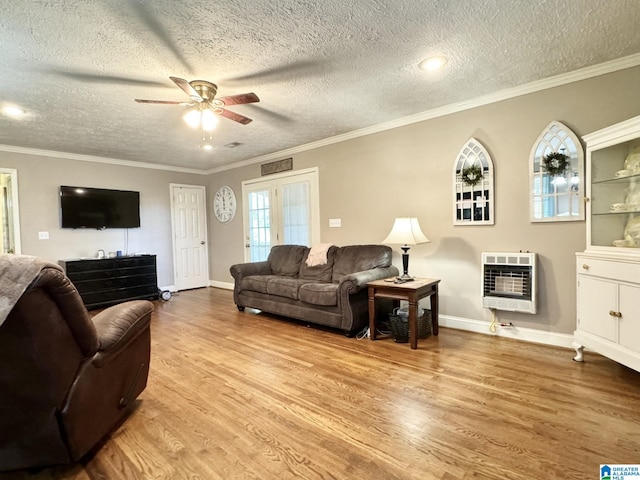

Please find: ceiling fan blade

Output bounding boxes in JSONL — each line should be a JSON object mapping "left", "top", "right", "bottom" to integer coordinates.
{"left": 43, "top": 67, "right": 170, "bottom": 87}
{"left": 170, "top": 76, "right": 203, "bottom": 102}
{"left": 134, "top": 99, "right": 189, "bottom": 105}
{"left": 127, "top": 1, "right": 194, "bottom": 75}
{"left": 214, "top": 108, "right": 253, "bottom": 125}
{"left": 223, "top": 60, "right": 323, "bottom": 84}
{"left": 244, "top": 104, "right": 293, "bottom": 123}
{"left": 214, "top": 92, "right": 260, "bottom": 106}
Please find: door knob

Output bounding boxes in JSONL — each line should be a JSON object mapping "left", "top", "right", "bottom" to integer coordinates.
{"left": 200, "top": 241, "right": 205, "bottom": 245}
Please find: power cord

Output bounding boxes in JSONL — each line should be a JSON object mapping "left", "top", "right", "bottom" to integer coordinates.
{"left": 356, "top": 326, "right": 370, "bottom": 339}
{"left": 489, "top": 309, "right": 514, "bottom": 332}
{"left": 355, "top": 325, "right": 392, "bottom": 340}
{"left": 489, "top": 308, "right": 497, "bottom": 333}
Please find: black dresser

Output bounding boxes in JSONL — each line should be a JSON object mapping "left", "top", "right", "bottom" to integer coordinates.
{"left": 59, "top": 255, "right": 159, "bottom": 310}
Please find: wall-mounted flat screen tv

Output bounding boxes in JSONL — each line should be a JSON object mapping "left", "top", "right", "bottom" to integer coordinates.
{"left": 60, "top": 186, "right": 140, "bottom": 229}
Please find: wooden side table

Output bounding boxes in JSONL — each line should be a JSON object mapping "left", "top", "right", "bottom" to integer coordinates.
{"left": 367, "top": 277, "right": 441, "bottom": 349}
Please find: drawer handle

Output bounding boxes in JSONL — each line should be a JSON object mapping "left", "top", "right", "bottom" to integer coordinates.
{"left": 582, "top": 264, "right": 589, "bottom": 270}
{"left": 609, "top": 310, "right": 622, "bottom": 318}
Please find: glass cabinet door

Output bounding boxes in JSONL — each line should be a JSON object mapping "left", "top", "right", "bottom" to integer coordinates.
{"left": 589, "top": 139, "right": 640, "bottom": 249}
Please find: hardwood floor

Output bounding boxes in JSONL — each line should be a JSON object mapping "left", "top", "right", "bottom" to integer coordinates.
{"left": 3, "top": 287, "right": 640, "bottom": 479}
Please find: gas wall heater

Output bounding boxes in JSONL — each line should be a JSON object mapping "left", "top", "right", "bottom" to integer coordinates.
{"left": 482, "top": 252, "right": 537, "bottom": 314}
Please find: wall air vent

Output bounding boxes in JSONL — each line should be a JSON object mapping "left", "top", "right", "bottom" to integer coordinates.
{"left": 482, "top": 252, "right": 537, "bottom": 314}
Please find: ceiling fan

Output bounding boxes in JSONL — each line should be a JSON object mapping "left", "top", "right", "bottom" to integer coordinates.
{"left": 135, "top": 76, "right": 259, "bottom": 125}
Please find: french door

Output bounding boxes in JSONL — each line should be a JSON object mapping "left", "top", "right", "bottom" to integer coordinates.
{"left": 242, "top": 168, "right": 320, "bottom": 262}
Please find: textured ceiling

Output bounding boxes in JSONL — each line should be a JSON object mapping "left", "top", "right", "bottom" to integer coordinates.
{"left": 1, "top": 0, "right": 640, "bottom": 172}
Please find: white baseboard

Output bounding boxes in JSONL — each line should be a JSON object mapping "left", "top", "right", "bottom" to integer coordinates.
{"left": 440, "top": 314, "right": 575, "bottom": 349}
{"left": 159, "top": 284, "right": 176, "bottom": 292}
{"left": 210, "top": 280, "right": 234, "bottom": 290}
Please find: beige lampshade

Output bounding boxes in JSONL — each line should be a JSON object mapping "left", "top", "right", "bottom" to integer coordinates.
{"left": 382, "top": 217, "right": 430, "bottom": 245}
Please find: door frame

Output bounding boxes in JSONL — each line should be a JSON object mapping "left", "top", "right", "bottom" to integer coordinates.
{"left": 0, "top": 168, "right": 21, "bottom": 254}
{"left": 169, "top": 183, "right": 210, "bottom": 290}
{"left": 241, "top": 167, "right": 320, "bottom": 262}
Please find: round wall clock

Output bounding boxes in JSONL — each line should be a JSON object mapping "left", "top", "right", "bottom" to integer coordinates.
{"left": 214, "top": 185, "right": 236, "bottom": 223}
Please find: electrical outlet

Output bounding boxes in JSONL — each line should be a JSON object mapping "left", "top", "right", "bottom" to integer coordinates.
{"left": 329, "top": 218, "right": 341, "bottom": 228}
{"left": 38, "top": 231, "right": 49, "bottom": 240}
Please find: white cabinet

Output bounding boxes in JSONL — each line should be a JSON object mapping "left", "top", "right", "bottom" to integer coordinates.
{"left": 574, "top": 115, "right": 640, "bottom": 372}
{"left": 574, "top": 254, "right": 640, "bottom": 372}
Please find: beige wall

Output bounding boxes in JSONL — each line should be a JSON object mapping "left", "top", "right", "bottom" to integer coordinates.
{"left": 208, "top": 66, "right": 640, "bottom": 335}
{"left": 2, "top": 67, "right": 639, "bottom": 335}
{"left": 0, "top": 151, "right": 204, "bottom": 287}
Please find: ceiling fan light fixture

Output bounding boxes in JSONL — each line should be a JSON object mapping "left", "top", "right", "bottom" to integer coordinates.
{"left": 419, "top": 56, "right": 447, "bottom": 72}
{"left": 183, "top": 108, "right": 201, "bottom": 129}
{"left": 201, "top": 109, "right": 219, "bottom": 131}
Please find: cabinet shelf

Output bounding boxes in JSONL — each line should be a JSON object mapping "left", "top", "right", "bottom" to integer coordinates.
{"left": 592, "top": 209, "right": 640, "bottom": 216}
{"left": 592, "top": 171, "right": 640, "bottom": 185}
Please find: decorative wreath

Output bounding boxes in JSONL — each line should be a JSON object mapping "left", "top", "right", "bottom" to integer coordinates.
{"left": 460, "top": 164, "right": 484, "bottom": 187}
{"left": 542, "top": 151, "right": 569, "bottom": 177}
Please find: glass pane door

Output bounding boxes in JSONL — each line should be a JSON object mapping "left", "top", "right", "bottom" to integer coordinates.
{"left": 246, "top": 188, "right": 273, "bottom": 262}
{"left": 281, "top": 180, "right": 310, "bottom": 245}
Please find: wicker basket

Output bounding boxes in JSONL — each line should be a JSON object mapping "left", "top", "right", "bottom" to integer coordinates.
{"left": 388, "top": 310, "right": 432, "bottom": 343}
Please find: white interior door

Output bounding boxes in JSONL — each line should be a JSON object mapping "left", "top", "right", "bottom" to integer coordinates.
{"left": 242, "top": 168, "right": 320, "bottom": 262}
{"left": 171, "top": 184, "right": 209, "bottom": 290}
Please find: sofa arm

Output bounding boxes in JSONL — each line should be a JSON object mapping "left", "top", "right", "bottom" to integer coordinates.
{"left": 230, "top": 261, "right": 272, "bottom": 307}
{"left": 229, "top": 261, "right": 272, "bottom": 281}
{"left": 91, "top": 300, "right": 153, "bottom": 367}
{"left": 339, "top": 266, "right": 400, "bottom": 294}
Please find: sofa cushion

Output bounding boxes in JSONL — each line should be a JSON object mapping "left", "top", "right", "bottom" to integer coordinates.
{"left": 267, "top": 245, "right": 308, "bottom": 277}
{"left": 298, "top": 283, "right": 339, "bottom": 306}
{"left": 298, "top": 245, "right": 337, "bottom": 282}
{"left": 332, "top": 245, "right": 392, "bottom": 283}
{"left": 240, "top": 275, "right": 275, "bottom": 294}
{"left": 266, "top": 277, "right": 309, "bottom": 300}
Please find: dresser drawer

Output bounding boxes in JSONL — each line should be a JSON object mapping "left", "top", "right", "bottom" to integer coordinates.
{"left": 577, "top": 254, "right": 640, "bottom": 284}
{"left": 80, "top": 285, "right": 159, "bottom": 308}
{"left": 73, "top": 273, "right": 158, "bottom": 294}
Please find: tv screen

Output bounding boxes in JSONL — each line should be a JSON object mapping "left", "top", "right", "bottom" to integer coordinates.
{"left": 60, "top": 186, "right": 140, "bottom": 229}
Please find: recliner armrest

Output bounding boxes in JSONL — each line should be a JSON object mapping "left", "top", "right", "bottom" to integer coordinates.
{"left": 91, "top": 300, "right": 153, "bottom": 367}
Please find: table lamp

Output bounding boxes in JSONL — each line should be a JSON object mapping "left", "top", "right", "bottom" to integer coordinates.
{"left": 382, "top": 217, "right": 430, "bottom": 282}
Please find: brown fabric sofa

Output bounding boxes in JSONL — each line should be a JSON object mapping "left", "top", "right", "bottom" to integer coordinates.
{"left": 230, "top": 244, "right": 399, "bottom": 333}
{"left": 0, "top": 255, "right": 153, "bottom": 471}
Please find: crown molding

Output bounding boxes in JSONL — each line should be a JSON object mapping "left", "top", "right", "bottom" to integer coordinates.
{"left": 208, "top": 52, "right": 640, "bottom": 174}
{"left": 0, "top": 144, "right": 208, "bottom": 175}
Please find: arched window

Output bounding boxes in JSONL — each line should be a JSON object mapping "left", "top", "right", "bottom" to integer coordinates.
{"left": 453, "top": 138, "right": 494, "bottom": 225}
{"left": 530, "top": 121, "right": 584, "bottom": 222}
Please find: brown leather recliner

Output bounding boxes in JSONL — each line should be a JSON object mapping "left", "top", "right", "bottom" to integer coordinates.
{"left": 0, "top": 255, "right": 153, "bottom": 471}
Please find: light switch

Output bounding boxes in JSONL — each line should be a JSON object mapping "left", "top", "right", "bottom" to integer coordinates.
{"left": 329, "top": 218, "right": 341, "bottom": 228}
{"left": 38, "top": 231, "right": 49, "bottom": 240}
